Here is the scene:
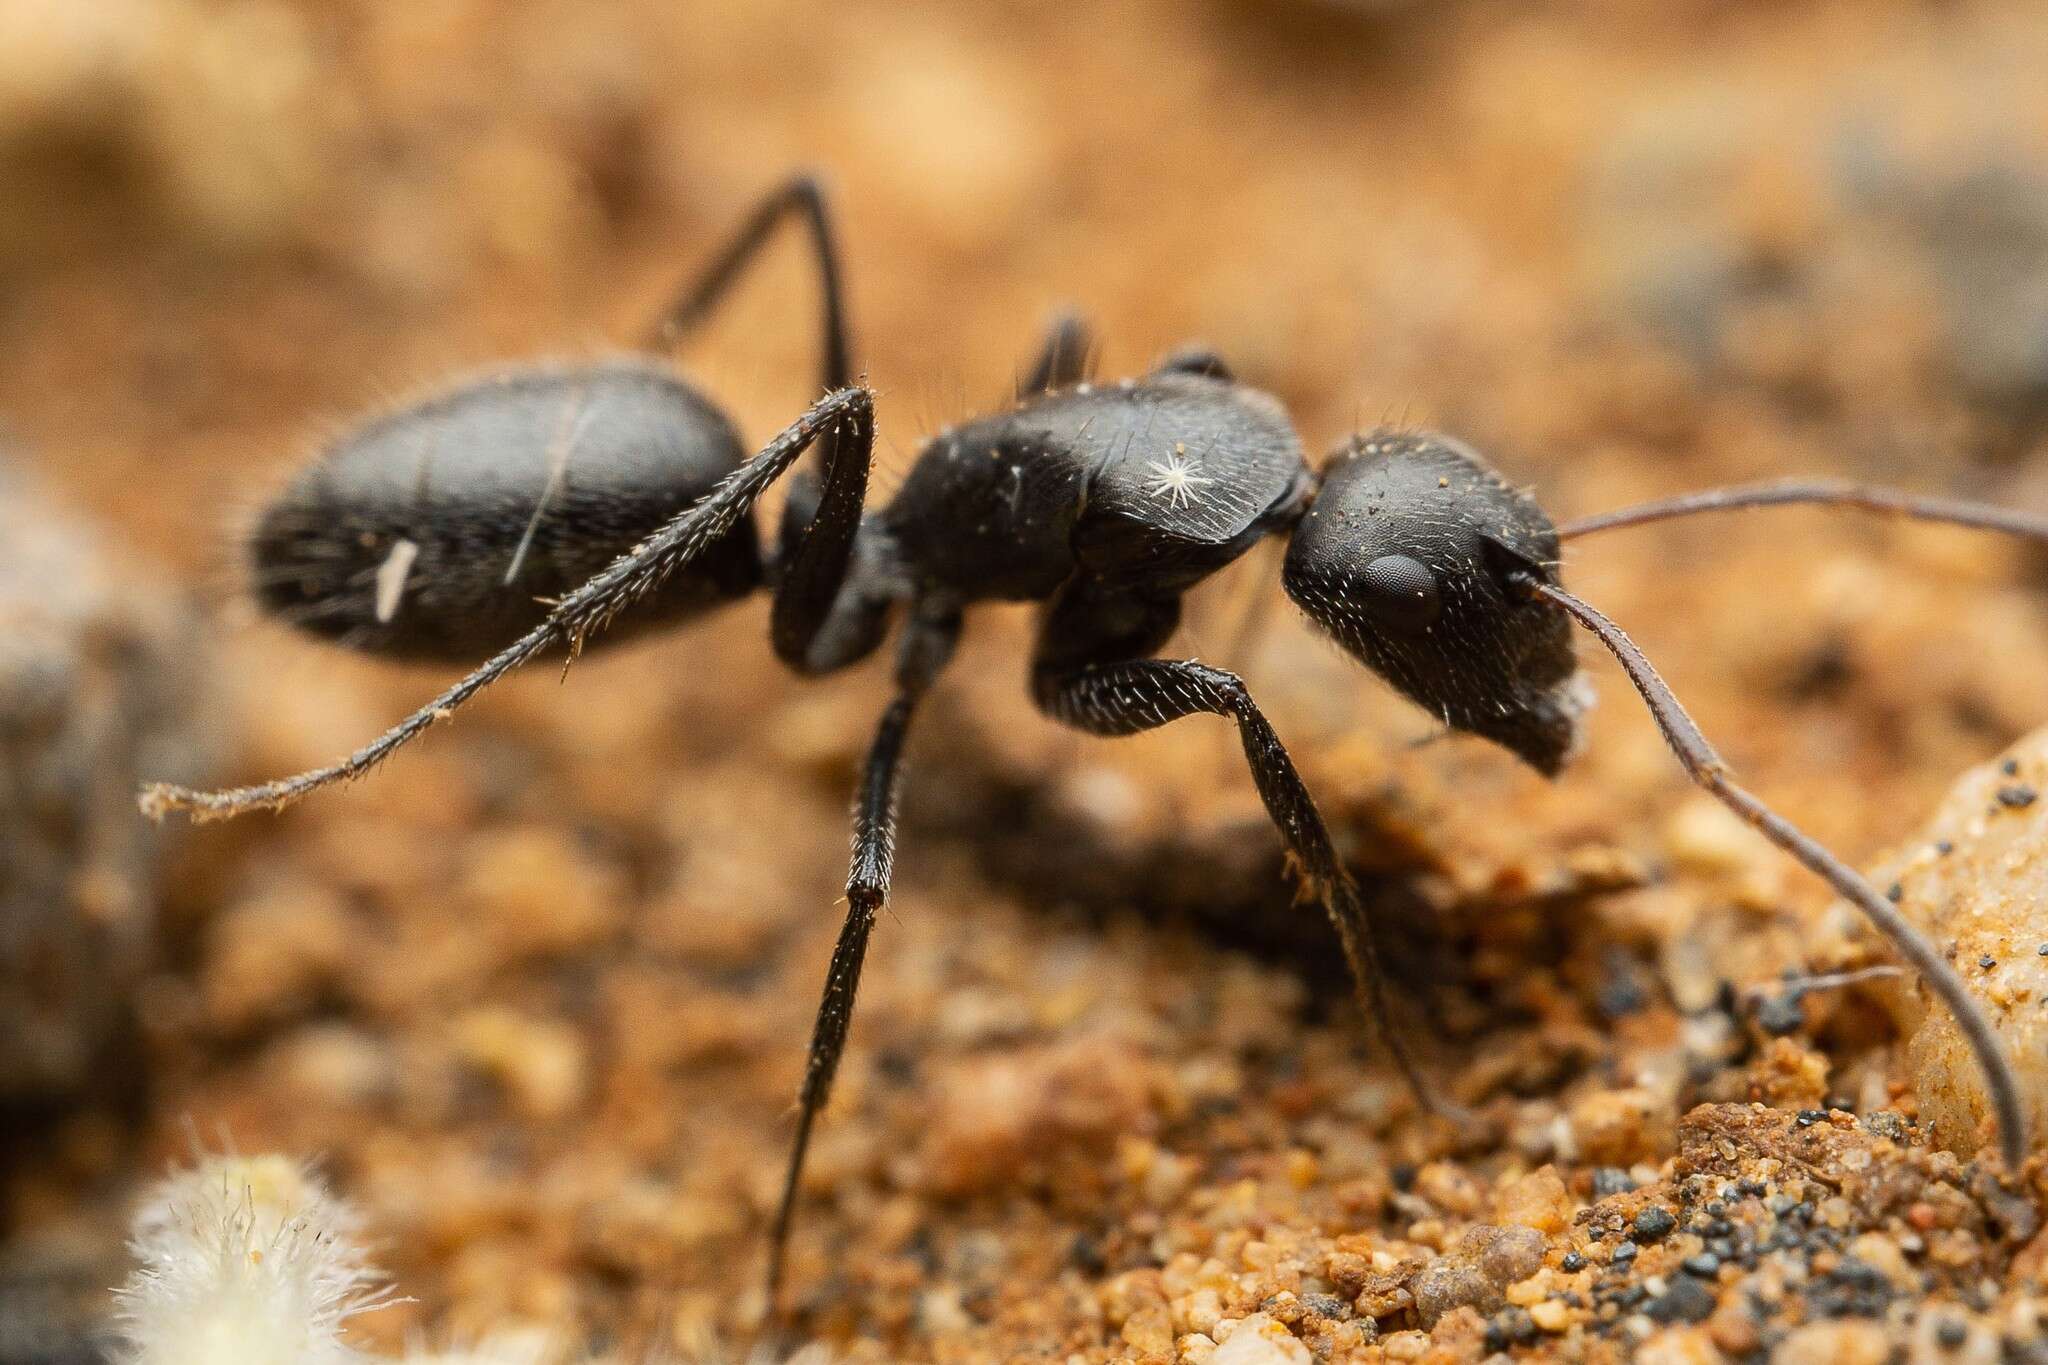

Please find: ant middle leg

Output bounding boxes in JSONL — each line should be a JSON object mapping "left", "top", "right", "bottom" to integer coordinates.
{"left": 1028, "top": 586, "right": 1456, "bottom": 1119}
{"left": 765, "top": 602, "right": 960, "bottom": 1314}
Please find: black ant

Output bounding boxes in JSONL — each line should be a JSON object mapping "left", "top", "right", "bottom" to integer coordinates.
{"left": 143, "top": 175, "right": 2040, "bottom": 1312}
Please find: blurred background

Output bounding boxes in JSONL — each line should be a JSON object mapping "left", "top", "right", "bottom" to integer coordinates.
{"left": 3, "top": 0, "right": 2048, "bottom": 1360}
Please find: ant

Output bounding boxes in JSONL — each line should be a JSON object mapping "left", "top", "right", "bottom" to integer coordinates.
{"left": 144, "top": 174, "right": 2041, "bottom": 1313}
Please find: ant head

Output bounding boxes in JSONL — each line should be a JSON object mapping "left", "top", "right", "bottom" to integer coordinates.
{"left": 1283, "top": 430, "right": 1588, "bottom": 775}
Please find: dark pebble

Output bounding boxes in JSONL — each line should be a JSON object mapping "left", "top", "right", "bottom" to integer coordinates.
{"left": 1808, "top": 1257, "right": 1895, "bottom": 1320}
{"left": 1998, "top": 784, "right": 2038, "bottom": 809}
{"left": 1598, "top": 968, "right": 1650, "bottom": 1019}
{"left": 1936, "top": 1317, "right": 1969, "bottom": 1349}
{"left": 1561, "top": 1251, "right": 1587, "bottom": 1272}
{"left": 1886, "top": 881, "right": 1904, "bottom": 902}
{"left": 1592, "top": 1167, "right": 1636, "bottom": 1198}
{"left": 1683, "top": 1253, "right": 1721, "bottom": 1277}
{"left": 1755, "top": 993, "right": 1805, "bottom": 1036}
{"left": 1610, "top": 1241, "right": 1639, "bottom": 1266}
{"left": 1634, "top": 1207, "right": 1678, "bottom": 1242}
{"left": 1979, "top": 954, "right": 1997, "bottom": 969}
{"left": 2003, "top": 758, "right": 2021, "bottom": 776}
{"left": 1492, "top": 1308, "right": 1538, "bottom": 1346}
{"left": 1647, "top": 1276, "right": 1718, "bottom": 1324}
{"left": 1795, "top": 1109, "right": 1827, "bottom": 1127}
{"left": 1302, "top": 1293, "right": 1350, "bottom": 1321}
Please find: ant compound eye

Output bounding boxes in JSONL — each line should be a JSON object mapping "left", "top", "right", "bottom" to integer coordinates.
{"left": 1359, "top": 553, "right": 1441, "bottom": 632}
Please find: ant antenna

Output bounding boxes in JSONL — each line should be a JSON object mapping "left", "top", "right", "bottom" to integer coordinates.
{"left": 1560, "top": 478, "right": 2048, "bottom": 543}
{"left": 1521, "top": 575, "right": 2026, "bottom": 1171}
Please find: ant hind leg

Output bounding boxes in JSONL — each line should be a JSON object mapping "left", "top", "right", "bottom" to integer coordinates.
{"left": 643, "top": 173, "right": 851, "bottom": 394}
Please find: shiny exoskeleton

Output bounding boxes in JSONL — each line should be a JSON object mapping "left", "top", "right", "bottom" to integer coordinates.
{"left": 252, "top": 360, "right": 763, "bottom": 660}
{"left": 147, "top": 175, "right": 2037, "bottom": 1319}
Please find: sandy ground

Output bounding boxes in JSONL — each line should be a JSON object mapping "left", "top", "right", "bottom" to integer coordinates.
{"left": 5, "top": 1, "right": 2048, "bottom": 1360}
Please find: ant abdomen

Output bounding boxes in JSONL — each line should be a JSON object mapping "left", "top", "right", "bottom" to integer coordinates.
{"left": 249, "top": 358, "right": 764, "bottom": 661}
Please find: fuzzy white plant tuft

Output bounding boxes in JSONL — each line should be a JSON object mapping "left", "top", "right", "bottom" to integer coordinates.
{"left": 112, "top": 1153, "right": 391, "bottom": 1365}
{"left": 109, "top": 1152, "right": 834, "bottom": 1365}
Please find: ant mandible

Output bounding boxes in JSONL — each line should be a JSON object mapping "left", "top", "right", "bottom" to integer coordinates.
{"left": 143, "top": 174, "right": 2038, "bottom": 1311}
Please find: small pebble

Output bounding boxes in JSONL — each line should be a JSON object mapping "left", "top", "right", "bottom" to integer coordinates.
{"left": 1978, "top": 954, "right": 1997, "bottom": 969}
{"left": 1634, "top": 1207, "right": 1678, "bottom": 1241}
{"left": 1592, "top": 1167, "right": 1636, "bottom": 1198}
{"left": 1935, "top": 1317, "right": 1969, "bottom": 1349}
{"left": 1682, "top": 1253, "right": 1720, "bottom": 1277}
{"left": 1561, "top": 1252, "right": 1587, "bottom": 1272}
{"left": 1610, "top": 1242, "right": 1639, "bottom": 1266}
{"left": 1756, "top": 993, "right": 1805, "bottom": 1035}
{"left": 1647, "top": 1276, "right": 1717, "bottom": 1324}
{"left": 1997, "top": 784, "right": 2037, "bottom": 809}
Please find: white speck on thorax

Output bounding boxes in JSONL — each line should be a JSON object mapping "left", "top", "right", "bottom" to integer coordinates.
{"left": 1143, "top": 442, "right": 1215, "bottom": 510}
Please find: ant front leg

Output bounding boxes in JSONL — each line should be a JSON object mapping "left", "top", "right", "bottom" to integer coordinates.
{"left": 1029, "top": 585, "right": 1458, "bottom": 1121}
{"left": 765, "top": 601, "right": 960, "bottom": 1315}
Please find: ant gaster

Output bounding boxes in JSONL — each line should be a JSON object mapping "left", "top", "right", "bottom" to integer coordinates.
{"left": 145, "top": 176, "right": 2038, "bottom": 1311}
